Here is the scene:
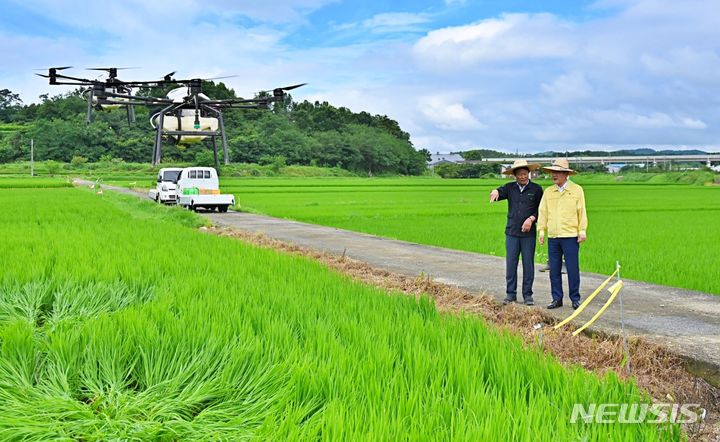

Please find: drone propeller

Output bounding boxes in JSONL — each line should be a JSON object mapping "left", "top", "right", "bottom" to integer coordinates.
{"left": 204, "top": 75, "right": 238, "bottom": 81}
{"left": 87, "top": 67, "right": 139, "bottom": 80}
{"left": 258, "top": 83, "right": 308, "bottom": 95}
{"left": 269, "top": 83, "right": 307, "bottom": 99}
{"left": 277, "top": 83, "right": 307, "bottom": 91}
{"left": 256, "top": 83, "right": 308, "bottom": 98}
{"left": 164, "top": 74, "right": 239, "bottom": 85}
{"left": 86, "top": 67, "right": 139, "bottom": 71}
{"left": 34, "top": 66, "right": 73, "bottom": 71}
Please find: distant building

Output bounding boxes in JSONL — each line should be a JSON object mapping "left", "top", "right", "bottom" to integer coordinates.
{"left": 606, "top": 163, "right": 626, "bottom": 174}
{"left": 428, "top": 152, "right": 464, "bottom": 167}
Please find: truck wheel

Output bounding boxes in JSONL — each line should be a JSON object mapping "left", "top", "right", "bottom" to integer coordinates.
{"left": 219, "top": 205, "right": 228, "bottom": 213}
{"left": 155, "top": 195, "right": 159, "bottom": 203}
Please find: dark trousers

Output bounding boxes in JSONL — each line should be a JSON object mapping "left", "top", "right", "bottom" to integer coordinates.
{"left": 505, "top": 235, "right": 536, "bottom": 301}
{"left": 548, "top": 237, "right": 581, "bottom": 303}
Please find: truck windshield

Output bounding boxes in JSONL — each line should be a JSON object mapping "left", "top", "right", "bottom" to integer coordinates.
{"left": 162, "top": 171, "right": 182, "bottom": 183}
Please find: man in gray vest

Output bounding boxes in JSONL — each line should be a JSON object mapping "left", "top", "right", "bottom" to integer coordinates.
{"left": 490, "top": 160, "right": 544, "bottom": 306}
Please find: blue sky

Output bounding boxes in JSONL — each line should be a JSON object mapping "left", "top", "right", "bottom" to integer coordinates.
{"left": 1, "top": 0, "right": 718, "bottom": 153}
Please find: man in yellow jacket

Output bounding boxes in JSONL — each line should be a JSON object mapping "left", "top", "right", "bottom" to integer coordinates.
{"left": 536, "top": 159, "right": 588, "bottom": 310}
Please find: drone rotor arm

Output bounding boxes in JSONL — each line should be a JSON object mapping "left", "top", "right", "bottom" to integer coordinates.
{"left": 212, "top": 102, "right": 270, "bottom": 109}
{"left": 48, "top": 72, "right": 102, "bottom": 83}
{"left": 41, "top": 80, "right": 97, "bottom": 86}
{"left": 203, "top": 97, "right": 278, "bottom": 105}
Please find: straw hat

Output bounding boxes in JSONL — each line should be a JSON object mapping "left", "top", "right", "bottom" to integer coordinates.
{"left": 541, "top": 158, "right": 577, "bottom": 175}
{"left": 502, "top": 159, "right": 541, "bottom": 175}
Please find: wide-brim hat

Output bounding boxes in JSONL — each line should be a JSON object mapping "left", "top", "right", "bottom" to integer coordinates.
{"left": 502, "top": 159, "right": 541, "bottom": 175}
{"left": 541, "top": 158, "right": 577, "bottom": 175}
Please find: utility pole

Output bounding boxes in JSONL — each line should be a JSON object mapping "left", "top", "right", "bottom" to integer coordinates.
{"left": 30, "top": 138, "right": 34, "bottom": 177}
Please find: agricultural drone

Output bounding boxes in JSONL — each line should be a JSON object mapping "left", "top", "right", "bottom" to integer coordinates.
{"left": 37, "top": 66, "right": 305, "bottom": 168}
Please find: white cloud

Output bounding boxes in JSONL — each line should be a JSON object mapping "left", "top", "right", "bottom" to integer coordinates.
{"left": 405, "top": 2, "right": 720, "bottom": 150}
{"left": 361, "top": 12, "right": 432, "bottom": 33}
{"left": 0, "top": 32, "right": 92, "bottom": 100}
{"left": 418, "top": 95, "right": 485, "bottom": 131}
{"left": 413, "top": 13, "right": 577, "bottom": 68}
{"left": 8, "top": 0, "right": 338, "bottom": 28}
{"left": 411, "top": 134, "right": 476, "bottom": 152}
{"left": 333, "top": 12, "right": 432, "bottom": 34}
{"left": 680, "top": 117, "right": 707, "bottom": 130}
{"left": 640, "top": 48, "right": 720, "bottom": 83}
{"left": 5, "top": 0, "right": 196, "bottom": 33}
{"left": 589, "top": 109, "right": 707, "bottom": 130}
{"left": 541, "top": 72, "right": 593, "bottom": 103}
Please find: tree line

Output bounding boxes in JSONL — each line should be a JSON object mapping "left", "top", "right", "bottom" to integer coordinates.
{"left": 0, "top": 84, "right": 427, "bottom": 175}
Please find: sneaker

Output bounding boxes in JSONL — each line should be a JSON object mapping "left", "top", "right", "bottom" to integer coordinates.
{"left": 524, "top": 299, "right": 535, "bottom": 306}
{"left": 572, "top": 301, "right": 580, "bottom": 310}
{"left": 502, "top": 298, "right": 517, "bottom": 305}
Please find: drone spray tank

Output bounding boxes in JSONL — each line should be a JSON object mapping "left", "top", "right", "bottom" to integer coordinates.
{"left": 158, "top": 109, "right": 219, "bottom": 144}
{"left": 150, "top": 85, "right": 219, "bottom": 144}
{"left": 86, "top": 83, "right": 132, "bottom": 110}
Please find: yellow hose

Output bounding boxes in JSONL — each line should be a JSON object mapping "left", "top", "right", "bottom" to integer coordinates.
{"left": 572, "top": 280, "right": 624, "bottom": 336}
{"left": 553, "top": 269, "right": 618, "bottom": 330}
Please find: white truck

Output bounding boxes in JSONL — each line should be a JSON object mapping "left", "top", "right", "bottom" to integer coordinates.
{"left": 175, "top": 167, "right": 235, "bottom": 212}
{"left": 148, "top": 167, "right": 183, "bottom": 204}
{"left": 149, "top": 166, "right": 234, "bottom": 212}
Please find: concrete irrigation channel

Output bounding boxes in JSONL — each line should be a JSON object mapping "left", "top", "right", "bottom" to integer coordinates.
{"left": 75, "top": 179, "right": 720, "bottom": 387}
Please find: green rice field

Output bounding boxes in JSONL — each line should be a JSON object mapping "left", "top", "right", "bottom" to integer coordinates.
{"left": 216, "top": 177, "right": 720, "bottom": 295}
{"left": 0, "top": 177, "right": 72, "bottom": 188}
{"left": 0, "top": 182, "right": 676, "bottom": 440}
